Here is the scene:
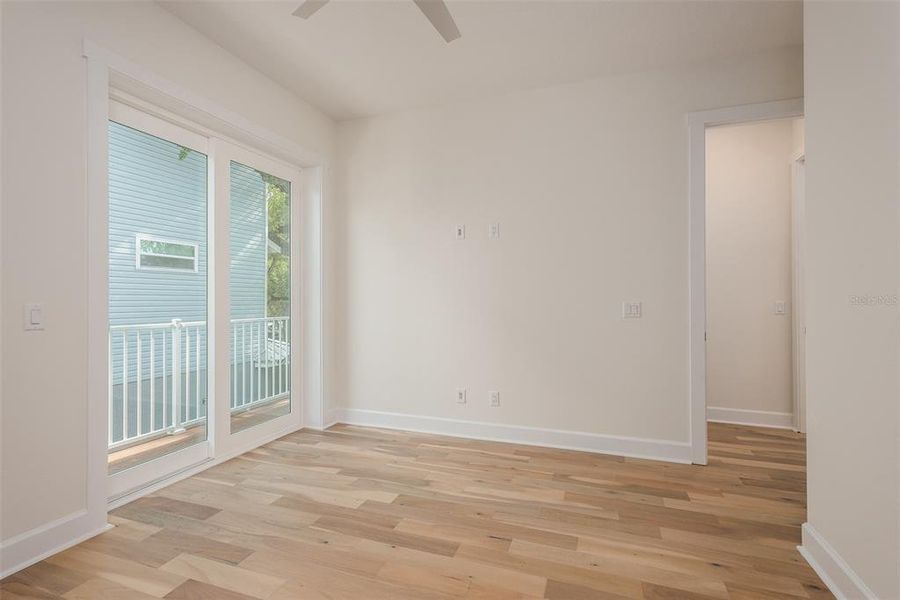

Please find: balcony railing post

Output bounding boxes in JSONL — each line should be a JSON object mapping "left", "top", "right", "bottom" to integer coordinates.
{"left": 170, "top": 318, "right": 185, "bottom": 433}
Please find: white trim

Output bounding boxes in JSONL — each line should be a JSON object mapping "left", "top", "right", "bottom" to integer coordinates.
{"left": 83, "top": 40, "right": 325, "bottom": 169}
{"left": 83, "top": 45, "right": 114, "bottom": 565}
{"left": 706, "top": 407, "right": 794, "bottom": 429}
{"left": 790, "top": 155, "right": 807, "bottom": 433}
{"left": 333, "top": 409, "right": 692, "bottom": 463}
{"left": 301, "top": 167, "right": 326, "bottom": 430}
{"left": 688, "top": 98, "right": 804, "bottom": 464}
{"left": 799, "top": 523, "right": 878, "bottom": 600}
{"left": 108, "top": 440, "right": 210, "bottom": 499}
{"left": 0, "top": 513, "right": 112, "bottom": 580}
{"left": 322, "top": 407, "right": 341, "bottom": 431}
{"left": 110, "top": 99, "right": 208, "bottom": 155}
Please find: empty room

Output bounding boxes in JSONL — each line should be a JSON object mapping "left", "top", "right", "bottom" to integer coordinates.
{"left": 1, "top": 1, "right": 898, "bottom": 599}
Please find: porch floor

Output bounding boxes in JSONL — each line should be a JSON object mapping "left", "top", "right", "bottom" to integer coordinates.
{"left": 108, "top": 398, "right": 291, "bottom": 475}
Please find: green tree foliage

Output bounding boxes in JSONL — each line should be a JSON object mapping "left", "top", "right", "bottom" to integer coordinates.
{"left": 177, "top": 147, "right": 290, "bottom": 318}
{"left": 264, "top": 174, "right": 290, "bottom": 317}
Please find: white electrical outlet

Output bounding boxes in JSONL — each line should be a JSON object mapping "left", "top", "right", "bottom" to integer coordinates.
{"left": 456, "top": 389, "right": 467, "bottom": 404}
{"left": 774, "top": 301, "right": 787, "bottom": 315}
{"left": 622, "top": 301, "right": 642, "bottom": 319}
{"left": 455, "top": 224, "right": 466, "bottom": 240}
{"left": 489, "top": 391, "right": 500, "bottom": 407}
{"left": 488, "top": 222, "right": 501, "bottom": 240}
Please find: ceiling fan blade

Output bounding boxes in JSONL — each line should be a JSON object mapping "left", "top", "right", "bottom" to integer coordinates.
{"left": 412, "top": 0, "right": 461, "bottom": 43}
{"left": 293, "top": 0, "right": 328, "bottom": 19}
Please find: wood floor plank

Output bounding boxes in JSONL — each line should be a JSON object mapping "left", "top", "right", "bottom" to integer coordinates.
{"left": 63, "top": 578, "right": 160, "bottom": 600}
{"left": 44, "top": 547, "right": 187, "bottom": 597}
{"left": 128, "top": 496, "right": 221, "bottom": 521}
{"left": 159, "top": 553, "right": 285, "bottom": 599}
{"left": 0, "top": 560, "right": 91, "bottom": 597}
{"left": 163, "top": 579, "right": 259, "bottom": 600}
{"left": 1, "top": 423, "right": 832, "bottom": 600}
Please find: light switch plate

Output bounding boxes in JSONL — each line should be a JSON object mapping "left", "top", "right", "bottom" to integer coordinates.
{"left": 456, "top": 389, "right": 467, "bottom": 404}
{"left": 489, "top": 391, "right": 500, "bottom": 407}
{"left": 455, "top": 225, "right": 466, "bottom": 240}
{"left": 622, "top": 301, "right": 642, "bottom": 319}
{"left": 774, "top": 301, "right": 787, "bottom": 315}
{"left": 24, "top": 303, "right": 44, "bottom": 331}
{"left": 488, "top": 223, "right": 501, "bottom": 240}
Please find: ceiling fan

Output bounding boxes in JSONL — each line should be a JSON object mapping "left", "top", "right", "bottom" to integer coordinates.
{"left": 292, "top": 0, "right": 461, "bottom": 43}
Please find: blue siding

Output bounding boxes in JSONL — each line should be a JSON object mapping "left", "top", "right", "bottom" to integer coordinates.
{"left": 108, "top": 125, "right": 267, "bottom": 359}
{"left": 107, "top": 121, "right": 271, "bottom": 443}
{"left": 109, "top": 121, "right": 209, "bottom": 327}
{"left": 229, "top": 161, "right": 267, "bottom": 320}
{"left": 108, "top": 121, "right": 210, "bottom": 441}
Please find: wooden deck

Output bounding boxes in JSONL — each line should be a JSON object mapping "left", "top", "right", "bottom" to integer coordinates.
{"left": 108, "top": 426, "right": 207, "bottom": 475}
{"left": 5, "top": 422, "right": 831, "bottom": 599}
{"left": 108, "top": 398, "right": 291, "bottom": 475}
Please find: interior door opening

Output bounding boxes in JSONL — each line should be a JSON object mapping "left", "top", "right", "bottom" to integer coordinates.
{"left": 704, "top": 117, "right": 806, "bottom": 441}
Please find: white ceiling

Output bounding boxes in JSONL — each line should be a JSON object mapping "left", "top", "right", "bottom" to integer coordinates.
{"left": 160, "top": 0, "right": 802, "bottom": 121}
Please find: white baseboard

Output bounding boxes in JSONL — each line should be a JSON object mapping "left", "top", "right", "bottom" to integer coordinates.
{"left": 799, "top": 523, "right": 877, "bottom": 600}
{"left": 322, "top": 407, "right": 340, "bottom": 430}
{"left": 707, "top": 406, "right": 794, "bottom": 429}
{"left": 2, "top": 422, "right": 306, "bottom": 579}
{"left": 332, "top": 408, "right": 692, "bottom": 463}
{"left": 0, "top": 511, "right": 112, "bottom": 580}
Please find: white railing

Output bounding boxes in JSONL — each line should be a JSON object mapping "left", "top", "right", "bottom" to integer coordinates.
{"left": 108, "top": 316, "right": 290, "bottom": 449}
{"left": 231, "top": 317, "right": 291, "bottom": 413}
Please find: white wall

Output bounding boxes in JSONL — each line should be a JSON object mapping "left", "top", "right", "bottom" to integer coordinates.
{"left": 803, "top": 2, "right": 900, "bottom": 598}
{"left": 0, "top": 0, "right": 334, "bottom": 548}
{"left": 792, "top": 118, "right": 805, "bottom": 159}
{"left": 705, "top": 119, "right": 797, "bottom": 423}
{"left": 330, "top": 47, "right": 802, "bottom": 449}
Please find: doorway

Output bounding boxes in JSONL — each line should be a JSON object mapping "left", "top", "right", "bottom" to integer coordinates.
{"left": 687, "top": 99, "right": 805, "bottom": 464}
{"left": 104, "top": 98, "right": 303, "bottom": 500}
{"left": 704, "top": 117, "right": 804, "bottom": 434}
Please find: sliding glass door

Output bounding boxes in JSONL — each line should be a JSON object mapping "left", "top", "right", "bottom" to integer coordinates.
{"left": 107, "top": 102, "right": 210, "bottom": 494}
{"left": 106, "top": 101, "right": 301, "bottom": 499}
{"left": 229, "top": 161, "right": 292, "bottom": 433}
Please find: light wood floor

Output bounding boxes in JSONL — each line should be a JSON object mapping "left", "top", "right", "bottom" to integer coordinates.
{"left": 2, "top": 423, "right": 831, "bottom": 599}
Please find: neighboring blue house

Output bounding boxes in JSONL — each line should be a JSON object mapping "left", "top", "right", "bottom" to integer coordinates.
{"left": 108, "top": 120, "right": 277, "bottom": 447}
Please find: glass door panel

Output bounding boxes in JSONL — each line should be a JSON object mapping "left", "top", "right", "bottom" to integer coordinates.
{"left": 107, "top": 114, "right": 209, "bottom": 476}
{"left": 229, "top": 161, "right": 291, "bottom": 434}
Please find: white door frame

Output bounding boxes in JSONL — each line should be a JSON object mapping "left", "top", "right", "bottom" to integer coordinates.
{"left": 791, "top": 153, "right": 806, "bottom": 433}
{"left": 687, "top": 98, "right": 804, "bottom": 464}
{"left": 85, "top": 40, "right": 327, "bottom": 503}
